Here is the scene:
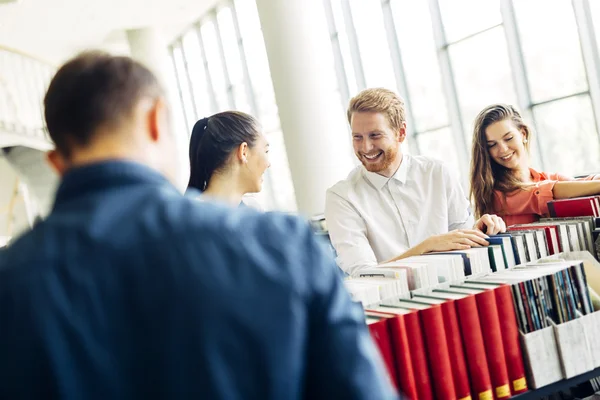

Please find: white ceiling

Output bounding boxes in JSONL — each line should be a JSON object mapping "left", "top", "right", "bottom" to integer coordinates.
{"left": 0, "top": 0, "right": 218, "bottom": 64}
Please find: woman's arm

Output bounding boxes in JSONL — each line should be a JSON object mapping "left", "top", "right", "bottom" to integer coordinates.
{"left": 552, "top": 181, "right": 600, "bottom": 199}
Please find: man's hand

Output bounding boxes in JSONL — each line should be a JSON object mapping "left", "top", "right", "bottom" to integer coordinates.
{"left": 474, "top": 214, "right": 506, "bottom": 235}
{"left": 417, "top": 229, "right": 489, "bottom": 254}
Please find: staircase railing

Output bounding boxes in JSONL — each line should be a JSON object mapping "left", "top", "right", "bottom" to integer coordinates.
{"left": 0, "top": 45, "right": 55, "bottom": 143}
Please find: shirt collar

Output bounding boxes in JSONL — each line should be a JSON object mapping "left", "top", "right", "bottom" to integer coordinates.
{"left": 53, "top": 160, "right": 177, "bottom": 209}
{"left": 362, "top": 154, "right": 410, "bottom": 190}
{"left": 529, "top": 167, "right": 541, "bottom": 180}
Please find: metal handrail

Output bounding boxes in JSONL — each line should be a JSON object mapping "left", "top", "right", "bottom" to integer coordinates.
{"left": 0, "top": 47, "right": 55, "bottom": 144}
{"left": 0, "top": 44, "right": 56, "bottom": 67}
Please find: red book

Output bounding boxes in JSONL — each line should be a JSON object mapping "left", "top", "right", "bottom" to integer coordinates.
{"left": 372, "top": 306, "right": 433, "bottom": 400}
{"left": 548, "top": 196, "right": 599, "bottom": 218}
{"left": 448, "top": 287, "right": 512, "bottom": 399}
{"left": 412, "top": 296, "right": 471, "bottom": 400}
{"left": 433, "top": 290, "right": 493, "bottom": 400}
{"left": 391, "top": 301, "right": 456, "bottom": 400}
{"left": 367, "top": 309, "right": 418, "bottom": 400}
{"left": 402, "top": 309, "right": 434, "bottom": 400}
{"left": 494, "top": 285, "right": 528, "bottom": 395}
{"left": 366, "top": 315, "right": 398, "bottom": 390}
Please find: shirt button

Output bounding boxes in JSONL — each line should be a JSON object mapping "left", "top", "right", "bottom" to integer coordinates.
{"left": 535, "top": 191, "right": 540, "bottom": 195}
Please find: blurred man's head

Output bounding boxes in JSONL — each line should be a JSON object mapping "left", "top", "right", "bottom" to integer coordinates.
{"left": 44, "top": 51, "right": 179, "bottom": 183}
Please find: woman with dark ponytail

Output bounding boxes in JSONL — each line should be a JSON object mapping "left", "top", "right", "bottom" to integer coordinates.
{"left": 188, "top": 111, "right": 270, "bottom": 207}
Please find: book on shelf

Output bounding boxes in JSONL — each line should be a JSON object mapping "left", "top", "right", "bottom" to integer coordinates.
{"left": 365, "top": 315, "right": 399, "bottom": 390}
{"left": 374, "top": 261, "right": 433, "bottom": 291}
{"left": 487, "top": 234, "right": 517, "bottom": 268}
{"left": 366, "top": 307, "right": 429, "bottom": 400}
{"left": 548, "top": 196, "right": 600, "bottom": 218}
{"left": 406, "top": 295, "right": 472, "bottom": 400}
{"left": 488, "top": 244, "right": 507, "bottom": 272}
{"left": 380, "top": 300, "right": 456, "bottom": 400}
{"left": 441, "top": 285, "right": 512, "bottom": 399}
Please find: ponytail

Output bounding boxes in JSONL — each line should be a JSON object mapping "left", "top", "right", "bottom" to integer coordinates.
{"left": 187, "top": 111, "right": 260, "bottom": 192}
{"left": 188, "top": 117, "right": 211, "bottom": 191}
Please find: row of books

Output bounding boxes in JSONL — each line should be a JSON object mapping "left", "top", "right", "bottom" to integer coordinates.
{"left": 365, "top": 258, "right": 596, "bottom": 399}
{"left": 504, "top": 262, "right": 593, "bottom": 333}
{"left": 545, "top": 196, "right": 600, "bottom": 259}
{"left": 343, "top": 215, "right": 599, "bottom": 307}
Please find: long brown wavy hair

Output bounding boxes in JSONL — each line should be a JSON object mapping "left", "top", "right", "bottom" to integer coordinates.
{"left": 469, "top": 104, "right": 532, "bottom": 219}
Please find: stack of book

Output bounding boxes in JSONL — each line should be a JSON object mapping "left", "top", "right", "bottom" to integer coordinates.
{"left": 344, "top": 274, "right": 410, "bottom": 305}
{"left": 548, "top": 196, "right": 600, "bottom": 219}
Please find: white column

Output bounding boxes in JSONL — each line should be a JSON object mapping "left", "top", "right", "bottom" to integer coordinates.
{"left": 126, "top": 28, "right": 171, "bottom": 88}
{"left": 255, "top": 0, "right": 354, "bottom": 216}
{"left": 126, "top": 27, "right": 189, "bottom": 192}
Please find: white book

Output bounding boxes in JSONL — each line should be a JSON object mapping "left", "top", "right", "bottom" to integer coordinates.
{"left": 432, "top": 248, "right": 487, "bottom": 276}
{"left": 490, "top": 245, "right": 507, "bottom": 271}
{"left": 394, "top": 257, "right": 439, "bottom": 287}
{"left": 377, "top": 261, "right": 429, "bottom": 290}
{"left": 567, "top": 224, "right": 581, "bottom": 252}
{"left": 524, "top": 232, "right": 539, "bottom": 261}
{"left": 402, "top": 254, "right": 466, "bottom": 283}
{"left": 575, "top": 222, "right": 586, "bottom": 252}
{"left": 344, "top": 280, "right": 380, "bottom": 306}
{"left": 494, "top": 235, "right": 517, "bottom": 268}
{"left": 345, "top": 278, "right": 401, "bottom": 303}
{"left": 358, "top": 268, "right": 410, "bottom": 296}
{"left": 468, "top": 247, "right": 492, "bottom": 275}
{"left": 534, "top": 230, "right": 549, "bottom": 258}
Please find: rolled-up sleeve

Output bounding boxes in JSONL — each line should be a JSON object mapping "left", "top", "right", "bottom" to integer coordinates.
{"left": 503, "top": 180, "right": 558, "bottom": 217}
{"left": 325, "top": 190, "right": 378, "bottom": 276}
{"left": 532, "top": 180, "right": 557, "bottom": 215}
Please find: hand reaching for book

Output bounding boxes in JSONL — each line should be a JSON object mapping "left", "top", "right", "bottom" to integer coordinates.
{"left": 474, "top": 213, "right": 506, "bottom": 235}
{"left": 420, "top": 229, "right": 490, "bottom": 253}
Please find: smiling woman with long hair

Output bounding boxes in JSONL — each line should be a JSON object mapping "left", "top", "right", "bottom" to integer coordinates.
{"left": 469, "top": 104, "right": 600, "bottom": 226}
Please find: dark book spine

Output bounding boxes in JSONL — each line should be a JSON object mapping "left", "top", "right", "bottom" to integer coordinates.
{"left": 511, "top": 284, "right": 526, "bottom": 333}
{"left": 548, "top": 201, "right": 557, "bottom": 218}
{"left": 567, "top": 266, "right": 583, "bottom": 315}
{"left": 519, "top": 282, "right": 533, "bottom": 333}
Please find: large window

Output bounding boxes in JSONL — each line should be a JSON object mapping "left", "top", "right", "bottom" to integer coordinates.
{"left": 323, "top": 0, "right": 600, "bottom": 178}
{"left": 169, "top": 0, "right": 296, "bottom": 211}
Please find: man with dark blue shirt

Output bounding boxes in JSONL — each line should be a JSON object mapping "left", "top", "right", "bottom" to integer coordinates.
{"left": 0, "top": 52, "right": 396, "bottom": 399}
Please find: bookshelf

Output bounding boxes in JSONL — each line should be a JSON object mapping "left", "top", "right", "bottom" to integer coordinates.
{"left": 512, "top": 367, "right": 600, "bottom": 399}
{"left": 348, "top": 210, "right": 600, "bottom": 399}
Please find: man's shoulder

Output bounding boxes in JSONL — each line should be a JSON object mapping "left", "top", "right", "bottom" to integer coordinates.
{"left": 327, "top": 165, "right": 364, "bottom": 198}
{"left": 407, "top": 154, "right": 454, "bottom": 179}
{"left": 175, "top": 198, "right": 314, "bottom": 253}
{"left": 408, "top": 154, "right": 446, "bottom": 170}
{"left": 0, "top": 196, "right": 317, "bottom": 286}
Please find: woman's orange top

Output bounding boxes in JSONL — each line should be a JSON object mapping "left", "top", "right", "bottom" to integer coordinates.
{"left": 492, "top": 168, "right": 594, "bottom": 227}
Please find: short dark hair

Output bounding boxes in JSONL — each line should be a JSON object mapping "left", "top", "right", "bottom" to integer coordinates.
{"left": 188, "top": 111, "right": 260, "bottom": 192}
{"left": 44, "top": 51, "right": 164, "bottom": 158}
